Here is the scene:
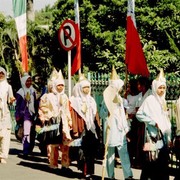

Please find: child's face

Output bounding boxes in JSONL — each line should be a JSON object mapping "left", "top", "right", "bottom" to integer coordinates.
{"left": 25, "top": 77, "right": 32, "bottom": 88}
{"left": 82, "top": 86, "right": 90, "bottom": 95}
{"left": 0, "top": 71, "right": 5, "bottom": 81}
{"left": 137, "top": 82, "right": 144, "bottom": 92}
{"left": 56, "top": 84, "right": 64, "bottom": 93}
{"left": 156, "top": 85, "right": 166, "bottom": 97}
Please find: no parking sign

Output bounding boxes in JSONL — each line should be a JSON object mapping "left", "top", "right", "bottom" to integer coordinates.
{"left": 58, "top": 19, "right": 78, "bottom": 51}
{"left": 58, "top": 19, "right": 79, "bottom": 97}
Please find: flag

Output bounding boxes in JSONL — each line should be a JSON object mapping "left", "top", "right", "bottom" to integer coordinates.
{"left": 71, "top": 0, "right": 81, "bottom": 75}
{"left": 13, "top": 0, "right": 28, "bottom": 73}
{"left": 125, "top": 0, "right": 149, "bottom": 77}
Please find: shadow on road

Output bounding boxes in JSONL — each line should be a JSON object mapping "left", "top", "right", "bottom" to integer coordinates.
{"left": 16, "top": 160, "right": 104, "bottom": 179}
{"left": 10, "top": 152, "right": 105, "bottom": 180}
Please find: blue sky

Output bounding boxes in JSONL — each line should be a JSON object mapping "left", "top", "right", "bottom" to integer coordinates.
{"left": 0, "top": 0, "right": 57, "bottom": 17}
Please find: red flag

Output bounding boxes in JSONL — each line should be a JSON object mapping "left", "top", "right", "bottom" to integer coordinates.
{"left": 71, "top": 25, "right": 81, "bottom": 75}
{"left": 125, "top": 0, "right": 149, "bottom": 77}
{"left": 71, "top": 0, "right": 81, "bottom": 75}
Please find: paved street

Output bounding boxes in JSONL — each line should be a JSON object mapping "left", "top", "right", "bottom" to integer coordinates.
{"left": 0, "top": 133, "right": 175, "bottom": 180}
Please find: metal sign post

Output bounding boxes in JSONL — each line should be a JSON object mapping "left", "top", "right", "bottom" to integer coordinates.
{"left": 68, "top": 50, "right": 71, "bottom": 97}
{"left": 58, "top": 19, "right": 78, "bottom": 97}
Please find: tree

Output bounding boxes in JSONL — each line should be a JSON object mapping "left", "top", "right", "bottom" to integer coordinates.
{"left": 48, "top": 0, "right": 179, "bottom": 77}
{"left": 0, "top": 0, "right": 179, "bottom": 80}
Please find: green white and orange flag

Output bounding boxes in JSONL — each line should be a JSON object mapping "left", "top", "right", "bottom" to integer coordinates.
{"left": 12, "top": 0, "right": 28, "bottom": 72}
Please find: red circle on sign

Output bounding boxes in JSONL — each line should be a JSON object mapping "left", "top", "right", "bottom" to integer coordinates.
{"left": 58, "top": 19, "right": 78, "bottom": 51}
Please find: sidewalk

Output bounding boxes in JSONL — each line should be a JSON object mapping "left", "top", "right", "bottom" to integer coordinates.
{"left": 0, "top": 134, "right": 175, "bottom": 180}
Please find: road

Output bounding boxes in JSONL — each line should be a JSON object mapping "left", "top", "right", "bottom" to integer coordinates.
{"left": 0, "top": 133, "right": 175, "bottom": 180}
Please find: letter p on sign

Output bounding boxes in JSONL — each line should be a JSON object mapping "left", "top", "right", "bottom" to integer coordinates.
{"left": 58, "top": 19, "right": 78, "bottom": 51}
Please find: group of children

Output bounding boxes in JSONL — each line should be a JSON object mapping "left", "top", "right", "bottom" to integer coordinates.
{"left": 0, "top": 65, "right": 180, "bottom": 180}
{"left": 15, "top": 68, "right": 100, "bottom": 180}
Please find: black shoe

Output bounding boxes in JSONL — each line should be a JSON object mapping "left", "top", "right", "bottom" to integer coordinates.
{"left": 61, "top": 167, "right": 73, "bottom": 173}
{"left": 125, "top": 176, "right": 134, "bottom": 180}
{"left": 60, "top": 167, "right": 74, "bottom": 177}
{"left": 18, "top": 153, "right": 28, "bottom": 159}
{"left": 85, "top": 175, "right": 93, "bottom": 180}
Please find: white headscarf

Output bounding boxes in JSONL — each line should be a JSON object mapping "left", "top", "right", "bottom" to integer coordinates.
{"left": 0, "top": 67, "right": 9, "bottom": 119}
{"left": 140, "top": 76, "right": 171, "bottom": 134}
{"left": 80, "top": 79, "right": 97, "bottom": 132}
{"left": 40, "top": 76, "right": 65, "bottom": 118}
{"left": 53, "top": 78, "right": 66, "bottom": 107}
{"left": 109, "top": 79, "right": 124, "bottom": 92}
{"left": 70, "top": 79, "right": 97, "bottom": 135}
{"left": 0, "top": 67, "right": 7, "bottom": 81}
{"left": 52, "top": 75, "right": 72, "bottom": 140}
{"left": 79, "top": 79, "right": 91, "bottom": 99}
{"left": 107, "top": 78, "right": 128, "bottom": 132}
{"left": 0, "top": 67, "right": 9, "bottom": 93}
{"left": 72, "top": 83, "right": 80, "bottom": 97}
{"left": 18, "top": 74, "right": 35, "bottom": 115}
{"left": 152, "top": 78, "right": 167, "bottom": 111}
{"left": 53, "top": 78, "right": 65, "bottom": 94}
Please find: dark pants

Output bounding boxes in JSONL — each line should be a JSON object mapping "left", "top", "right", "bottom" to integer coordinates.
{"left": 140, "top": 146, "right": 169, "bottom": 180}
{"left": 81, "top": 130, "right": 98, "bottom": 176}
{"left": 127, "top": 117, "right": 144, "bottom": 168}
{"left": 174, "top": 136, "right": 180, "bottom": 180}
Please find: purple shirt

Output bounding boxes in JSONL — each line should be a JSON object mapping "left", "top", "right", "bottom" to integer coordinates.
{"left": 15, "top": 89, "right": 36, "bottom": 121}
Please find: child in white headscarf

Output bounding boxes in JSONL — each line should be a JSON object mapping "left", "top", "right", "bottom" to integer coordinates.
{"left": 38, "top": 69, "right": 72, "bottom": 171}
{"left": 103, "top": 66, "right": 133, "bottom": 180}
{"left": 0, "top": 67, "right": 15, "bottom": 164}
{"left": 136, "top": 69, "right": 172, "bottom": 180}
{"left": 15, "top": 73, "right": 37, "bottom": 156}
{"left": 69, "top": 74, "right": 100, "bottom": 180}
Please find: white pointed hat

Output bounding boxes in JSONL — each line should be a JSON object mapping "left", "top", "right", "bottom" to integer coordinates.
{"left": 110, "top": 65, "right": 119, "bottom": 80}
{"left": 54, "top": 69, "right": 65, "bottom": 86}
{"left": 49, "top": 68, "right": 58, "bottom": 81}
{"left": 57, "top": 69, "right": 64, "bottom": 80}
{"left": 78, "top": 73, "right": 87, "bottom": 82}
{"left": 156, "top": 68, "right": 166, "bottom": 82}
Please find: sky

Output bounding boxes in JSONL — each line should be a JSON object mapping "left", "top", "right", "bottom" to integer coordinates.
{"left": 0, "top": 0, "right": 57, "bottom": 17}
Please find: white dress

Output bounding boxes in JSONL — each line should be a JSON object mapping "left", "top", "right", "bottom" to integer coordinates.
{"left": 0, "top": 78, "right": 14, "bottom": 159}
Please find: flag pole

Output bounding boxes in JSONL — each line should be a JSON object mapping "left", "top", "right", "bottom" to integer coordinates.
{"left": 68, "top": 50, "right": 71, "bottom": 97}
{"left": 125, "top": 65, "right": 128, "bottom": 91}
{"left": 74, "top": 0, "right": 81, "bottom": 75}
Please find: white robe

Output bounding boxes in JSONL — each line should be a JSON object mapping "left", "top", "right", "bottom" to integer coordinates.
{"left": 175, "top": 97, "right": 180, "bottom": 136}
{"left": 136, "top": 94, "right": 171, "bottom": 144}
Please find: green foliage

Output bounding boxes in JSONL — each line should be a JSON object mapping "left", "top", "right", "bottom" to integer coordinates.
{"left": 49, "top": 0, "right": 179, "bottom": 76}
{"left": 0, "top": 0, "right": 179, "bottom": 84}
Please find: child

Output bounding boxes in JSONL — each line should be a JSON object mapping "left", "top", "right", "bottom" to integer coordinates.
{"left": 0, "top": 67, "right": 15, "bottom": 163}
{"left": 69, "top": 74, "right": 100, "bottom": 180}
{"left": 136, "top": 69, "right": 171, "bottom": 180}
{"left": 15, "top": 73, "right": 36, "bottom": 157}
{"left": 103, "top": 66, "right": 133, "bottom": 180}
{"left": 38, "top": 69, "right": 72, "bottom": 170}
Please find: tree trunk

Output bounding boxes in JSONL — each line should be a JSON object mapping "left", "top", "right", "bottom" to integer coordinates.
{"left": 27, "top": 0, "right": 34, "bottom": 21}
